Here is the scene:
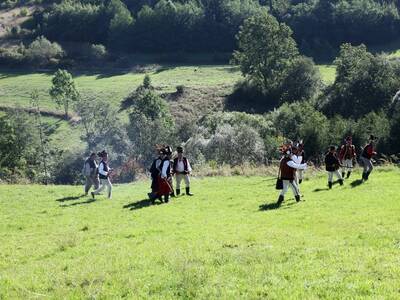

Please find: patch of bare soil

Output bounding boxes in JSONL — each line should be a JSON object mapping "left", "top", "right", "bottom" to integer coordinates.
{"left": 0, "top": 6, "right": 35, "bottom": 38}
{"left": 163, "top": 84, "right": 232, "bottom": 123}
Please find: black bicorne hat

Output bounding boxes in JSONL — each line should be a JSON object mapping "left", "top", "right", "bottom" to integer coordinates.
{"left": 98, "top": 150, "right": 108, "bottom": 157}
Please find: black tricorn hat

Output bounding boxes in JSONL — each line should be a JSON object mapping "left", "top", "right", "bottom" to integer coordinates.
{"left": 164, "top": 146, "right": 173, "bottom": 155}
{"left": 370, "top": 135, "right": 377, "bottom": 140}
{"left": 177, "top": 146, "right": 184, "bottom": 153}
{"left": 98, "top": 150, "right": 108, "bottom": 157}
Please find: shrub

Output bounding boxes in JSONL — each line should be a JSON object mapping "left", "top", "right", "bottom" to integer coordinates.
{"left": 176, "top": 85, "right": 185, "bottom": 95}
{"left": 26, "top": 36, "right": 64, "bottom": 66}
{"left": 20, "top": 7, "right": 29, "bottom": 17}
{"left": 89, "top": 44, "right": 107, "bottom": 60}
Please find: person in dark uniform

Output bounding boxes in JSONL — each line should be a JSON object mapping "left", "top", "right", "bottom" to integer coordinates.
{"left": 83, "top": 152, "right": 99, "bottom": 196}
{"left": 325, "top": 146, "right": 344, "bottom": 189}
{"left": 157, "top": 146, "right": 174, "bottom": 203}
{"left": 148, "top": 146, "right": 164, "bottom": 203}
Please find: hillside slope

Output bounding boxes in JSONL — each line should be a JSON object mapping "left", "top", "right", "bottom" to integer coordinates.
{"left": 1, "top": 167, "right": 399, "bottom": 298}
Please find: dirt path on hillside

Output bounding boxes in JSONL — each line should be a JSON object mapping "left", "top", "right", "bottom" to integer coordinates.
{"left": 0, "top": 104, "right": 80, "bottom": 122}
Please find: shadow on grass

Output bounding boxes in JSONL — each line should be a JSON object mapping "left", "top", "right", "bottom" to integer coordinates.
{"left": 60, "top": 199, "right": 96, "bottom": 207}
{"left": 313, "top": 180, "right": 344, "bottom": 192}
{"left": 259, "top": 201, "right": 296, "bottom": 211}
{"left": 313, "top": 188, "right": 330, "bottom": 192}
{"left": 56, "top": 195, "right": 85, "bottom": 202}
{"left": 350, "top": 179, "right": 364, "bottom": 188}
{"left": 123, "top": 199, "right": 162, "bottom": 211}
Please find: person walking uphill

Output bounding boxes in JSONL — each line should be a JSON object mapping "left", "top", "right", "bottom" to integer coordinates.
{"left": 360, "top": 135, "right": 377, "bottom": 181}
{"left": 91, "top": 150, "right": 113, "bottom": 199}
{"left": 325, "top": 146, "right": 344, "bottom": 189}
{"left": 83, "top": 152, "right": 99, "bottom": 196}
{"left": 173, "top": 146, "right": 193, "bottom": 196}
{"left": 276, "top": 147, "right": 307, "bottom": 207}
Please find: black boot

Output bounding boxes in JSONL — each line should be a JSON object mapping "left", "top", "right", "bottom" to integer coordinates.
{"left": 277, "top": 195, "right": 284, "bottom": 206}
{"left": 342, "top": 172, "right": 345, "bottom": 179}
{"left": 299, "top": 179, "right": 303, "bottom": 184}
{"left": 164, "top": 194, "right": 169, "bottom": 203}
{"left": 362, "top": 172, "right": 367, "bottom": 180}
{"left": 365, "top": 171, "right": 371, "bottom": 180}
{"left": 328, "top": 182, "right": 333, "bottom": 189}
{"left": 186, "top": 187, "right": 193, "bottom": 196}
{"left": 176, "top": 189, "right": 181, "bottom": 196}
{"left": 295, "top": 195, "right": 301, "bottom": 202}
{"left": 339, "top": 179, "right": 344, "bottom": 186}
{"left": 147, "top": 192, "right": 156, "bottom": 204}
{"left": 346, "top": 171, "right": 351, "bottom": 179}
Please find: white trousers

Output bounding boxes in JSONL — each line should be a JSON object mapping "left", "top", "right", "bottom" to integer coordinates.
{"left": 342, "top": 159, "right": 353, "bottom": 172}
{"left": 280, "top": 180, "right": 300, "bottom": 197}
{"left": 93, "top": 178, "right": 112, "bottom": 199}
{"left": 328, "top": 170, "right": 342, "bottom": 182}
{"left": 297, "top": 169, "right": 304, "bottom": 181}
{"left": 175, "top": 174, "right": 190, "bottom": 189}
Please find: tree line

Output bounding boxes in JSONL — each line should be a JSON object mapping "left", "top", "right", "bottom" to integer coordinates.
{"left": 12, "top": 0, "right": 400, "bottom": 57}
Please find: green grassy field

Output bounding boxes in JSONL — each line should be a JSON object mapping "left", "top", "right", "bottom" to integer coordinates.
{"left": 0, "top": 66, "right": 241, "bottom": 110}
{"left": 0, "top": 64, "right": 335, "bottom": 113}
{"left": 1, "top": 167, "right": 399, "bottom": 299}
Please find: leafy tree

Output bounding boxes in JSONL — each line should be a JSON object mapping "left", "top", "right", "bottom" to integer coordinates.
{"left": 323, "top": 44, "right": 398, "bottom": 118}
{"left": 278, "top": 56, "right": 321, "bottom": 103}
{"left": 31, "top": 90, "right": 50, "bottom": 184}
{"left": 274, "top": 102, "right": 329, "bottom": 159}
{"left": 49, "top": 69, "right": 79, "bottom": 119}
{"left": 232, "top": 10, "right": 298, "bottom": 90}
{"left": 126, "top": 76, "right": 175, "bottom": 164}
{"left": 107, "top": 0, "right": 134, "bottom": 49}
{"left": 75, "top": 95, "right": 122, "bottom": 149}
{"left": 0, "top": 110, "right": 40, "bottom": 181}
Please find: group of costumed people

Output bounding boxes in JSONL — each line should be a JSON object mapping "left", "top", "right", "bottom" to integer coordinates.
{"left": 82, "top": 136, "right": 377, "bottom": 206}
{"left": 147, "top": 145, "right": 194, "bottom": 204}
{"left": 276, "top": 135, "right": 377, "bottom": 207}
{"left": 82, "top": 150, "right": 113, "bottom": 199}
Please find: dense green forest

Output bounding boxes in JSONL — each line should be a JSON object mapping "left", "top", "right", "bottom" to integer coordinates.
{"left": 2, "top": 0, "right": 400, "bottom": 58}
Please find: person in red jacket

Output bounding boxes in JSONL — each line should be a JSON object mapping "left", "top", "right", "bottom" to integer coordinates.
{"left": 360, "top": 135, "right": 377, "bottom": 181}
{"left": 339, "top": 136, "right": 357, "bottom": 179}
{"left": 277, "top": 147, "right": 307, "bottom": 206}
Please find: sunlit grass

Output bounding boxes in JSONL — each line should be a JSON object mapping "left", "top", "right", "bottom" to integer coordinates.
{"left": 1, "top": 167, "right": 399, "bottom": 298}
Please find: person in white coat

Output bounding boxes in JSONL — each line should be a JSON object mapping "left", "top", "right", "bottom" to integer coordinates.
{"left": 277, "top": 148, "right": 307, "bottom": 206}
{"left": 91, "top": 150, "right": 112, "bottom": 199}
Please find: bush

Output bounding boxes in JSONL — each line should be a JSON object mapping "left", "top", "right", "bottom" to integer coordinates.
{"left": 206, "top": 123, "right": 266, "bottom": 165}
{"left": 176, "top": 85, "right": 185, "bottom": 95}
{"left": 89, "top": 44, "right": 107, "bottom": 60}
{"left": 52, "top": 152, "right": 84, "bottom": 185}
{"left": 0, "top": 46, "right": 25, "bottom": 66}
{"left": 20, "top": 7, "right": 29, "bottom": 17}
{"left": 26, "top": 36, "right": 64, "bottom": 66}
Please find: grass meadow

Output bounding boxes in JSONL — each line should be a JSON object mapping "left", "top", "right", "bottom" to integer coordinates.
{"left": 0, "top": 64, "right": 335, "bottom": 112}
{"left": 1, "top": 167, "right": 399, "bottom": 299}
